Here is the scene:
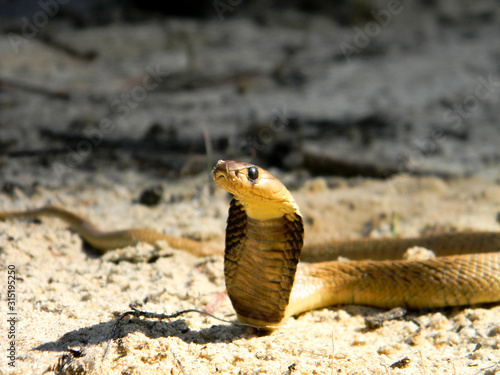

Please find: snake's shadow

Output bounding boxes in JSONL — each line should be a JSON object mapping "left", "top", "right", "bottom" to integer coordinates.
{"left": 34, "top": 315, "right": 257, "bottom": 354}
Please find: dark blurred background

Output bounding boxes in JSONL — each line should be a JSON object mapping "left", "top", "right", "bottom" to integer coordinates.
{"left": 0, "top": 0, "right": 499, "bottom": 184}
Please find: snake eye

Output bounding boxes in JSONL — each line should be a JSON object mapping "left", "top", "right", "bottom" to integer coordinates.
{"left": 247, "top": 166, "right": 259, "bottom": 181}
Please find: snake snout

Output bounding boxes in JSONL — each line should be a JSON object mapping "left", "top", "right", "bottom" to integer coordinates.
{"left": 212, "top": 159, "right": 227, "bottom": 176}
{"left": 212, "top": 160, "right": 231, "bottom": 183}
{"left": 213, "top": 160, "right": 256, "bottom": 193}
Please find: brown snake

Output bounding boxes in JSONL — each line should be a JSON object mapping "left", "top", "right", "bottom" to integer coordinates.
{"left": 1, "top": 160, "right": 500, "bottom": 329}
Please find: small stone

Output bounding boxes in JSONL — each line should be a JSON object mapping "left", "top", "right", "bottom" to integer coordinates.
{"left": 352, "top": 334, "right": 366, "bottom": 346}
{"left": 377, "top": 345, "right": 393, "bottom": 355}
{"left": 488, "top": 324, "right": 500, "bottom": 337}
{"left": 430, "top": 313, "right": 452, "bottom": 330}
{"left": 403, "top": 246, "right": 436, "bottom": 261}
{"left": 139, "top": 185, "right": 163, "bottom": 206}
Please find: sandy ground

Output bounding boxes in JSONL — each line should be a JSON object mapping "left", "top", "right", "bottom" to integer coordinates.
{"left": 1, "top": 164, "right": 499, "bottom": 375}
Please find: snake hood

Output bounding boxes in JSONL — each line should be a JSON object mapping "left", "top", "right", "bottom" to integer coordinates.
{"left": 213, "top": 160, "right": 301, "bottom": 220}
{"left": 213, "top": 159, "right": 305, "bottom": 328}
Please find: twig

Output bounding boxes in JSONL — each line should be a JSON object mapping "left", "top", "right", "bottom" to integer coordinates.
{"left": 330, "top": 330, "right": 335, "bottom": 375}
{"left": 36, "top": 32, "right": 97, "bottom": 61}
{"left": 474, "top": 361, "right": 500, "bottom": 375}
{"left": 419, "top": 349, "right": 426, "bottom": 375}
{"left": 102, "top": 305, "right": 260, "bottom": 360}
{"left": 0, "top": 77, "right": 71, "bottom": 100}
{"left": 365, "top": 307, "right": 407, "bottom": 329}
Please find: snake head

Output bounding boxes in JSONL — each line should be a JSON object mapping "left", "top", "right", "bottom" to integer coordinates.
{"left": 213, "top": 160, "right": 300, "bottom": 220}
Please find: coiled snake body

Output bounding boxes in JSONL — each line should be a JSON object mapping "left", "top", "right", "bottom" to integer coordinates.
{"left": 2, "top": 160, "right": 500, "bottom": 329}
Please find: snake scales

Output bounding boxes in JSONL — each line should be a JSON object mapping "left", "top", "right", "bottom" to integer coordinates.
{"left": 1, "top": 160, "right": 499, "bottom": 329}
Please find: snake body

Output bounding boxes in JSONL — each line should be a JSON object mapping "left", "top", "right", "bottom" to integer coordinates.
{"left": 1, "top": 160, "right": 500, "bottom": 329}
{"left": 0, "top": 206, "right": 217, "bottom": 256}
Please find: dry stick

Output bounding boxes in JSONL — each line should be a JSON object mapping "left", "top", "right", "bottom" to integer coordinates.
{"left": 389, "top": 356, "right": 410, "bottom": 369}
{"left": 203, "top": 123, "right": 214, "bottom": 172}
{"left": 41, "top": 128, "right": 209, "bottom": 153}
{"left": 172, "top": 351, "right": 187, "bottom": 375}
{"left": 418, "top": 349, "right": 426, "bottom": 375}
{"left": 1, "top": 148, "right": 68, "bottom": 158}
{"left": 36, "top": 32, "right": 97, "bottom": 61}
{"left": 365, "top": 307, "right": 407, "bottom": 329}
{"left": 202, "top": 123, "right": 216, "bottom": 196}
{"left": 330, "top": 330, "right": 335, "bottom": 375}
{"left": 0, "top": 77, "right": 71, "bottom": 100}
{"left": 102, "top": 306, "right": 258, "bottom": 360}
{"left": 475, "top": 361, "right": 500, "bottom": 375}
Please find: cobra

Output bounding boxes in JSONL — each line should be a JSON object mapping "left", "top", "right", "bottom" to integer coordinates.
{"left": 212, "top": 160, "right": 500, "bottom": 328}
